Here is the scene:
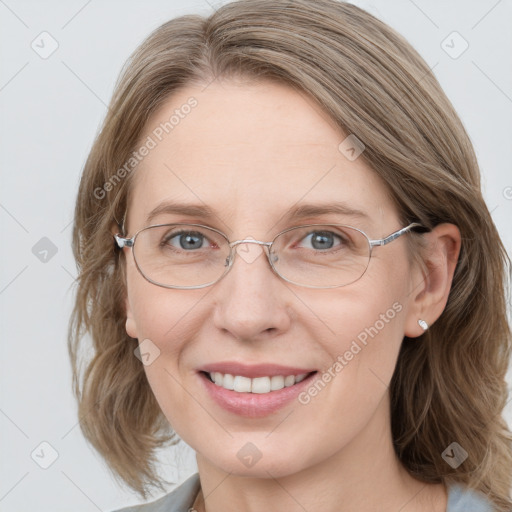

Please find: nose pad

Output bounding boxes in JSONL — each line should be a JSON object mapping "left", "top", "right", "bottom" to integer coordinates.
{"left": 223, "top": 242, "right": 277, "bottom": 272}
{"left": 235, "top": 239, "right": 265, "bottom": 265}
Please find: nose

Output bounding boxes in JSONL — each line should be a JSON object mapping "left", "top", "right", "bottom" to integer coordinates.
{"left": 211, "top": 240, "right": 291, "bottom": 341}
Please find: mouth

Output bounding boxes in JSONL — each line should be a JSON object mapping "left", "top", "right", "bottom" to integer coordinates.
{"left": 198, "top": 367, "right": 318, "bottom": 418}
{"left": 201, "top": 370, "right": 316, "bottom": 394}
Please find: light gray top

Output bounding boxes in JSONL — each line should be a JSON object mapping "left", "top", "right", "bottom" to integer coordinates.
{"left": 112, "top": 473, "right": 496, "bottom": 512}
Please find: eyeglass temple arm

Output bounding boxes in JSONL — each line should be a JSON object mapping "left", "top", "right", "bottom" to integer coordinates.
{"left": 113, "top": 222, "right": 429, "bottom": 250}
{"left": 114, "top": 233, "right": 134, "bottom": 249}
{"left": 369, "top": 222, "right": 428, "bottom": 247}
{"left": 112, "top": 209, "right": 131, "bottom": 248}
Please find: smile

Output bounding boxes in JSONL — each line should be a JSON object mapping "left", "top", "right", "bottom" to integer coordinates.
{"left": 206, "top": 371, "right": 310, "bottom": 394}
{"left": 199, "top": 368, "right": 318, "bottom": 418}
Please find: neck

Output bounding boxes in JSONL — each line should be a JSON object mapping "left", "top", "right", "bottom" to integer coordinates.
{"left": 193, "top": 394, "right": 447, "bottom": 512}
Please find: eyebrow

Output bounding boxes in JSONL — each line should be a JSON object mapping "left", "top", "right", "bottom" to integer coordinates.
{"left": 145, "top": 200, "right": 369, "bottom": 226}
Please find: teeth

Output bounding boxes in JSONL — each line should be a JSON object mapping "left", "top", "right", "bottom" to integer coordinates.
{"left": 233, "top": 375, "right": 252, "bottom": 392}
{"left": 208, "top": 372, "right": 309, "bottom": 394}
{"left": 270, "top": 375, "right": 284, "bottom": 391}
{"left": 222, "top": 373, "right": 234, "bottom": 390}
{"left": 284, "top": 375, "right": 295, "bottom": 387}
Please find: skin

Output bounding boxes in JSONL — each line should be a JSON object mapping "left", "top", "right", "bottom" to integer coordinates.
{"left": 118, "top": 79, "right": 461, "bottom": 512}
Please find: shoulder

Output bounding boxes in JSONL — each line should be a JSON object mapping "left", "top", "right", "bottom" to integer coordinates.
{"left": 110, "top": 475, "right": 497, "bottom": 512}
{"left": 111, "top": 473, "right": 200, "bottom": 512}
{"left": 446, "top": 482, "right": 495, "bottom": 512}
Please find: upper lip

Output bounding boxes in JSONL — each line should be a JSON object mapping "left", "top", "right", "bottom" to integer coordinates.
{"left": 199, "top": 362, "right": 316, "bottom": 378}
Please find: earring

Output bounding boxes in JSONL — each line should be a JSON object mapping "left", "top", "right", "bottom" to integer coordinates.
{"left": 418, "top": 319, "right": 428, "bottom": 331}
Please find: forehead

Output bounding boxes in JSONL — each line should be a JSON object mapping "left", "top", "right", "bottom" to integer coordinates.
{"left": 126, "top": 80, "right": 395, "bottom": 234}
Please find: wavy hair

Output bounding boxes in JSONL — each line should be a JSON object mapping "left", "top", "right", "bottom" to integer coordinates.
{"left": 68, "top": 0, "right": 512, "bottom": 507}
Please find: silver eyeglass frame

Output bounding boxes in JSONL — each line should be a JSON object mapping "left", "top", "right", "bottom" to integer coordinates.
{"left": 114, "top": 221, "right": 426, "bottom": 290}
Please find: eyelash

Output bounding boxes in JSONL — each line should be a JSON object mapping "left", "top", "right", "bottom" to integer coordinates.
{"left": 161, "top": 229, "right": 347, "bottom": 251}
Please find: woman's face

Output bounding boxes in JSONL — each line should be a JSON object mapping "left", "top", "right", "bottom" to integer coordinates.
{"left": 123, "top": 79, "right": 422, "bottom": 478}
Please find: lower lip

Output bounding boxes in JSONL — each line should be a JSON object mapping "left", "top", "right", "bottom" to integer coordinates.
{"left": 199, "top": 371, "right": 317, "bottom": 418}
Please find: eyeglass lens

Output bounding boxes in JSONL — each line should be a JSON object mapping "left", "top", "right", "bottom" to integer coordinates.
{"left": 131, "top": 224, "right": 371, "bottom": 289}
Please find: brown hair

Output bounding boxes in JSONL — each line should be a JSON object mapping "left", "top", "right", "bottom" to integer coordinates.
{"left": 68, "top": 0, "right": 512, "bottom": 507}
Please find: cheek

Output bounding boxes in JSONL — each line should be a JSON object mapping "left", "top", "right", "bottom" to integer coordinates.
{"left": 288, "top": 289, "right": 406, "bottom": 457}
{"left": 125, "top": 262, "right": 206, "bottom": 385}
{"left": 337, "top": 294, "right": 405, "bottom": 359}
{"left": 126, "top": 283, "right": 212, "bottom": 429}
{"left": 315, "top": 295, "right": 405, "bottom": 403}
{"left": 125, "top": 251, "right": 202, "bottom": 345}
{"left": 309, "top": 268, "right": 407, "bottom": 366}
{"left": 128, "top": 284, "right": 207, "bottom": 355}
{"left": 300, "top": 259, "right": 409, "bottom": 405}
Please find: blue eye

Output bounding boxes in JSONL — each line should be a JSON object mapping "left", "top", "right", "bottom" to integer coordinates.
{"left": 298, "top": 231, "right": 344, "bottom": 251}
{"left": 164, "top": 230, "right": 209, "bottom": 250}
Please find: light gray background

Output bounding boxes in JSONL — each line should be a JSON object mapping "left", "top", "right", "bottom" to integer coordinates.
{"left": 1, "top": 0, "right": 511, "bottom": 510}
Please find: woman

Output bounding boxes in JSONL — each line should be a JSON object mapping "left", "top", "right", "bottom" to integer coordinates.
{"left": 68, "top": 0, "right": 512, "bottom": 510}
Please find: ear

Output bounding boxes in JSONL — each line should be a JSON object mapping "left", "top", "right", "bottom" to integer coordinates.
{"left": 110, "top": 220, "right": 122, "bottom": 238}
{"left": 112, "top": 220, "right": 138, "bottom": 339}
{"left": 125, "top": 295, "right": 138, "bottom": 339}
{"left": 404, "top": 223, "right": 461, "bottom": 338}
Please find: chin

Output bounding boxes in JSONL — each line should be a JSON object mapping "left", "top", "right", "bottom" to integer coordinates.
{"left": 197, "top": 440, "right": 310, "bottom": 479}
